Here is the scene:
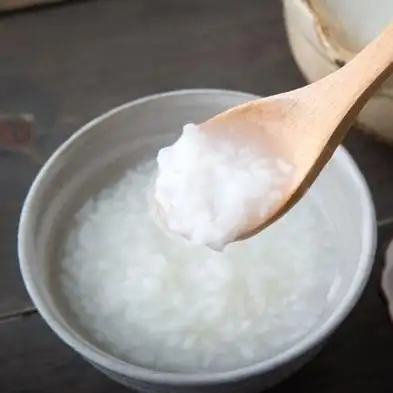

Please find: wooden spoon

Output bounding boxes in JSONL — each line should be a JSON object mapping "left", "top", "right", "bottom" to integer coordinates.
{"left": 198, "top": 23, "right": 393, "bottom": 242}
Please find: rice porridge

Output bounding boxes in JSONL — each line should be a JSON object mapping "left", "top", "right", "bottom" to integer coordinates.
{"left": 60, "top": 159, "right": 340, "bottom": 373}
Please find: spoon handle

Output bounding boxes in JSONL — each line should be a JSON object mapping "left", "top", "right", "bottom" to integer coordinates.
{"left": 316, "top": 23, "right": 393, "bottom": 132}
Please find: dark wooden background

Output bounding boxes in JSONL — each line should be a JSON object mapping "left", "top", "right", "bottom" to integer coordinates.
{"left": 1, "top": 1, "right": 393, "bottom": 392}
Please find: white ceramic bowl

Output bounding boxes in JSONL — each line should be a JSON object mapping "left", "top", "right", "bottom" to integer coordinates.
{"left": 18, "top": 89, "right": 377, "bottom": 392}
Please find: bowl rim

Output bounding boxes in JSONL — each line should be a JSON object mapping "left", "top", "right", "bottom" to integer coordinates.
{"left": 18, "top": 88, "right": 377, "bottom": 385}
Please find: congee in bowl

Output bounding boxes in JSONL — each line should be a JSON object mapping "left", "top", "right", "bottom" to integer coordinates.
{"left": 18, "top": 89, "right": 376, "bottom": 392}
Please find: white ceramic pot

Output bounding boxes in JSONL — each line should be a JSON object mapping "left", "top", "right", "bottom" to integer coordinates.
{"left": 18, "top": 90, "right": 376, "bottom": 392}
{"left": 283, "top": 0, "right": 393, "bottom": 143}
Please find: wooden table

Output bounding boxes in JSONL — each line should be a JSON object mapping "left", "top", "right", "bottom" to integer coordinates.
{"left": 1, "top": 1, "right": 393, "bottom": 392}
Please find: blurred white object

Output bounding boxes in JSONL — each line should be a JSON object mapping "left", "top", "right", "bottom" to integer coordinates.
{"left": 283, "top": 0, "right": 393, "bottom": 143}
{"left": 382, "top": 239, "right": 393, "bottom": 320}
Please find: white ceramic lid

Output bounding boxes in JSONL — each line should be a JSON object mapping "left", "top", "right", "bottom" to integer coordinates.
{"left": 309, "top": 0, "right": 393, "bottom": 55}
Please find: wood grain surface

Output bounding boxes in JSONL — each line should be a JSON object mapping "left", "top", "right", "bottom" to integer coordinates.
{"left": 0, "top": 0, "right": 65, "bottom": 12}
{"left": 0, "top": 1, "right": 393, "bottom": 392}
